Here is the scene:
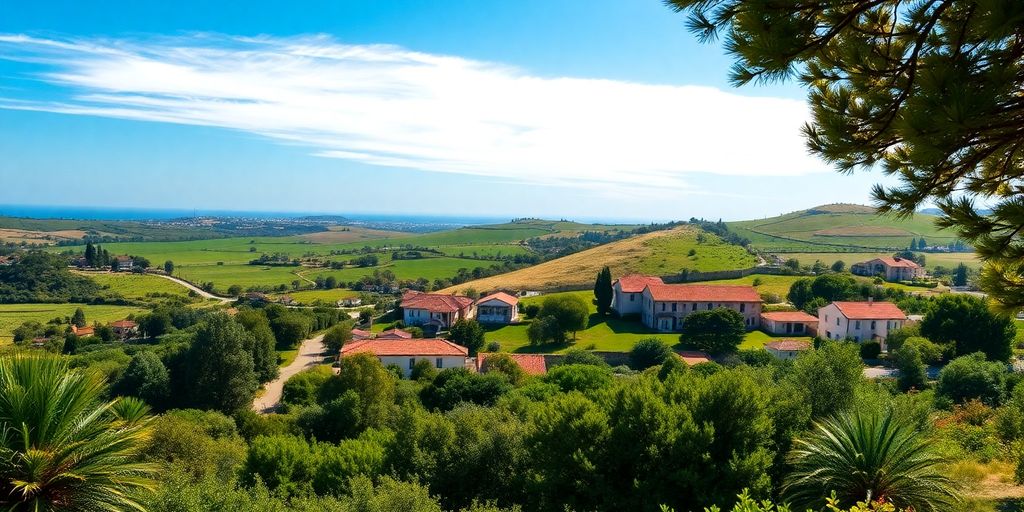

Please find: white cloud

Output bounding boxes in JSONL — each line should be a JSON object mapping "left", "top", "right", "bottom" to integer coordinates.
{"left": 0, "top": 33, "right": 826, "bottom": 192}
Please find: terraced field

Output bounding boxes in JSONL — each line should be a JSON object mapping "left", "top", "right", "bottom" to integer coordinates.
{"left": 81, "top": 271, "right": 192, "bottom": 301}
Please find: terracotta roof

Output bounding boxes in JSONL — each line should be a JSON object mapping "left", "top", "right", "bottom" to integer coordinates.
{"left": 351, "top": 329, "right": 372, "bottom": 339}
{"left": 615, "top": 274, "right": 665, "bottom": 293}
{"left": 675, "top": 350, "right": 712, "bottom": 365}
{"left": 645, "top": 284, "right": 761, "bottom": 303}
{"left": 765, "top": 340, "right": 811, "bottom": 351}
{"left": 862, "top": 256, "right": 920, "bottom": 269}
{"left": 476, "top": 353, "right": 547, "bottom": 375}
{"left": 340, "top": 338, "right": 469, "bottom": 357}
{"left": 110, "top": 320, "right": 137, "bottom": 328}
{"left": 830, "top": 301, "right": 907, "bottom": 320}
{"left": 115, "top": 255, "right": 133, "bottom": 262}
{"left": 377, "top": 328, "right": 414, "bottom": 339}
{"left": 401, "top": 292, "right": 474, "bottom": 313}
{"left": 71, "top": 325, "right": 94, "bottom": 336}
{"left": 476, "top": 292, "right": 519, "bottom": 306}
{"left": 761, "top": 311, "right": 818, "bottom": 323}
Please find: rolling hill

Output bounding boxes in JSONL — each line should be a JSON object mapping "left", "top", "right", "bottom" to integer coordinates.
{"left": 441, "top": 226, "right": 757, "bottom": 293}
{"left": 728, "top": 203, "right": 960, "bottom": 252}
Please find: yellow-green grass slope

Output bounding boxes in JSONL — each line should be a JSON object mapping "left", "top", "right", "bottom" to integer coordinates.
{"left": 729, "top": 203, "right": 963, "bottom": 252}
{"left": 0, "top": 303, "right": 147, "bottom": 343}
{"left": 441, "top": 226, "right": 757, "bottom": 293}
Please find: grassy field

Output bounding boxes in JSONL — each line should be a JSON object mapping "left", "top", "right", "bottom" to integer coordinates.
{"left": 305, "top": 256, "right": 491, "bottom": 284}
{"left": 80, "top": 272, "right": 192, "bottom": 301}
{"left": 271, "top": 288, "right": 359, "bottom": 305}
{"left": 730, "top": 203, "right": 960, "bottom": 252}
{"left": 782, "top": 251, "right": 980, "bottom": 270}
{"left": 442, "top": 226, "right": 757, "bottom": 293}
{"left": 0, "top": 303, "right": 147, "bottom": 342}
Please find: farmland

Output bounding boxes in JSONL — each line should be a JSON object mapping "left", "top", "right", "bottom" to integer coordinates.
{"left": 781, "top": 251, "right": 981, "bottom": 271}
{"left": 729, "top": 203, "right": 963, "bottom": 252}
{"left": 80, "top": 271, "right": 192, "bottom": 302}
{"left": 0, "top": 303, "right": 147, "bottom": 342}
{"left": 441, "top": 226, "right": 757, "bottom": 293}
{"left": 50, "top": 219, "right": 641, "bottom": 294}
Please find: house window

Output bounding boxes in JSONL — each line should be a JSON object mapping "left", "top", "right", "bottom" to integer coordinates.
{"left": 707, "top": 303, "right": 713, "bottom": 310}
{"left": 871, "top": 320, "right": 876, "bottom": 329}
{"left": 630, "top": 293, "right": 635, "bottom": 302}
{"left": 671, "top": 303, "right": 677, "bottom": 312}
{"left": 739, "top": 303, "right": 745, "bottom": 313}
{"left": 661, "top": 303, "right": 665, "bottom": 312}
{"left": 409, "top": 358, "right": 415, "bottom": 369}
{"left": 691, "top": 303, "right": 696, "bottom": 311}
{"left": 855, "top": 321, "right": 860, "bottom": 329}
{"left": 836, "top": 318, "right": 840, "bottom": 326}
{"left": 436, "top": 358, "right": 443, "bottom": 368}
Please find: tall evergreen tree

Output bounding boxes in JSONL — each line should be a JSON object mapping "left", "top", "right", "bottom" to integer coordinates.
{"left": 953, "top": 263, "right": 969, "bottom": 287}
{"left": 593, "top": 266, "right": 613, "bottom": 315}
{"left": 918, "top": 238, "right": 928, "bottom": 251}
{"left": 667, "top": 0, "right": 1024, "bottom": 311}
{"left": 71, "top": 307, "right": 86, "bottom": 328}
{"left": 184, "top": 314, "right": 259, "bottom": 413}
{"left": 83, "top": 242, "right": 96, "bottom": 267}
{"left": 908, "top": 238, "right": 917, "bottom": 251}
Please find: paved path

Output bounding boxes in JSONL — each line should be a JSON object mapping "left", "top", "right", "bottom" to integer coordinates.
{"left": 154, "top": 273, "right": 233, "bottom": 303}
{"left": 253, "top": 334, "right": 327, "bottom": 413}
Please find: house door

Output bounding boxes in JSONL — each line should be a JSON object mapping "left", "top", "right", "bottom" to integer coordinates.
{"left": 658, "top": 318, "right": 671, "bottom": 331}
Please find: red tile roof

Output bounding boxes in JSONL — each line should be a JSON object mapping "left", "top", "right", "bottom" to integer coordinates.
{"left": 71, "top": 325, "right": 94, "bottom": 336}
{"left": 615, "top": 274, "right": 665, "bottom": 293}
{"left": 476, "top": 292, "right": 519, "bottom": 306}
{"left": 377, "top": 328, "right": 414, "bottom": 339}
{"left": 110, "top": 320, "right": 137, "bottom": 328}
{"left": 340, "top": 338, "right": 469, "bottom": 357}
{"left": 476, "top": 353, "right": 547, "bottom": 375}
{"left": 831, "top": 301, "right": 907, "bottom": 320}
{"left": 761, "top": 311, "right": 818, "bottom": 323}
{"left": 401, "top": 292, "right": 475, "bottom": 313}
{"left": 115, "top": 256, "right": 134, "bottom": 262}
{"left": 765, "top": 340, "right": 811, "bottom": 351}
{"left": 351, "top": 329, "right": 372, "bottom": 339}
{"left": 675, "top": 350, "right": 712, "bottom": 365}
{"left": 645, "top": 284, "right": 761, "bottom": 303}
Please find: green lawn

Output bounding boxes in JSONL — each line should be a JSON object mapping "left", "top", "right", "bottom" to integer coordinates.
{"left": 273, "top": 288, "right": 359, "bottom": 305}
{"left": 176, "top": 264, "right": 306, "bottom": 292}
{"left": 0, "top": 303, "right": 148, "bottom": 343}
{"left": 634, "top": 230, "right": 758, "bottom": 275}
{"left": 699, "top": 275, "right": 805, "bottom": 299}
{"left": 739, "top": 330, "right": 813, "bottom": 350}
{"left": 81, "top": 272, "right": 192, "bottom": 302}
{"left": 305, "top": 256, "right": 488, "bottom": 284}
{"left": 276, "top": 349, "right": 299, "bottom": 367}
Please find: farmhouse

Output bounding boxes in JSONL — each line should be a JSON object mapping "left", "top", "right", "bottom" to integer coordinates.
{"left": 611, "top": 274, "right": 664, "bottom": 316}
{"left": 818, "top": 301, "right": 907, "bottom": 346}
{"left": 851, "top": 256, "right": 925, "bottom": 281}
{"left": 676, "top": 350, "right": 713, "bottom": 365}
{"left": 351, "top": 328, "right": 372, "bottom": 341}
{"left": 110, "top": 319, "right": 138, "bottom": 340}
{"left": 338, "top": 297, "right": 362, "bottom": 307}
{"left": 476, "top": 353, "right": 547, "bottom": 375}
{"left": 640, "top": 284, "right": 762, "bottom": 332}
{"left": 71, "top": 325, "right": 94, "bottom": 337}
{"left": 765, "top": 340, "right": 811, "bottom": 360}
{"left": 474, "top": 292, "right": 519, "bottom": 324}
{"left": 760, "top": 311, "right": 818, "bottom": 336}
{"left": 113, "top": 255, "right": 134, "bottom": 272}
{"left": 401, "top": 291, "right": 475, "bottom": 331}
{"left": 340, "top": 338, "right": 468, "bottom": 378}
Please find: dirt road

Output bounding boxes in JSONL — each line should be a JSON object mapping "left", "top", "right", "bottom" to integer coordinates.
{"left": 252, "top": 334, "right": 327, "bottom": 413}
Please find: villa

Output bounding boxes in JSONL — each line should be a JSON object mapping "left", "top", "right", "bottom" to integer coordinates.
{"left": 611, "top": 274, "right": 664, "bottom": 316}
{"left": 765, "top": 340, "right": 811, "bottom": 360}
{"left": 640, "top": 283, "right": 762, "bottom": 332}
{"left": 818, "top": 300, "right": 908, "bottom": 346}
{"left": 401, "top": 291, "right": 475, "bottom": 331}
{"left": 760, "top": 311, "right": 818, "bottom": 336}
{"left": 851, "top": 256, "right": 925, "bottom": 281}
{"left": 474, "top": 292, "right": 519, "bottom": 324}
{"left": 340, "top": 338, "right": 469, "bottom": 378}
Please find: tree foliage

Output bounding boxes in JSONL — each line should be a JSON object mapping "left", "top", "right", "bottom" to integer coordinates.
{"left": 184, "top": 314, "right": 259, "bottom": 414}
{"left": 920, "top": 294, "right": 1016, "bottom": 361}
{"left": 594, "top": 266, "right": 613, "bottom": 315}
{"left": 679, "top": 308, "right": 746, "bottom": 355}
{"left": 449, "top": 319, "right": 486, "bottom": 355}
{"left": 667, "top": 0, "right": 1024, "bottom": 310}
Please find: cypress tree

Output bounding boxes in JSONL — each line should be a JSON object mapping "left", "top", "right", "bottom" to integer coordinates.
{"left": 594, "top": 266, "right": 613, "bottom": 315}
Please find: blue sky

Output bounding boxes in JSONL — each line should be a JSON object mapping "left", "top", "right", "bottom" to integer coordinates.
{"left": 0, "top": 0, "right": 894, "bottom": 222}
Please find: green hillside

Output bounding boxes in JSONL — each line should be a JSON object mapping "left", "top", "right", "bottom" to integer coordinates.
{"left": 729, "top": 203, "right": 960, "bottom": 252}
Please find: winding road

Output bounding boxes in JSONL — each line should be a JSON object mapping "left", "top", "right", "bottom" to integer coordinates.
{"left": 154, "top": 273, "right": 233, "bottom": 303}
{"left": 252, "top": 334, "right": 328, "bottom": 413}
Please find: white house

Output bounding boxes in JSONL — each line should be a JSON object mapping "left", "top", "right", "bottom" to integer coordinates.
{"left": 760, "top": 311, "right": 818, "bottom": 336}
{"left": 113, "top": 256, "right": 134, "bottom": 272}
{"left": 818, "top": 301, "right": 908, "bottom": 346}
{"left": 474, "top": 292, "right": 519, "bottom": 324}
{"left": 340, "top": 338, "right": 469, "bottom": 378}
{"left": 640, "top": 284, "right": 762, "bottom": 332}
{"left": 851, "top": 257, "right": 925, "bottom": 281}
{"left": 401, "top": 291, "right": 475, "bottom": 330}
{"left": 765, "top": 339, "right": 811, "bottom": 360}
{"left": 611, "top": 274, "right": 664, "bottom": 316}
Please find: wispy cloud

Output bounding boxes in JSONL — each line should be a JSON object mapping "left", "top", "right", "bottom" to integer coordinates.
{"left": 0, "top": 33, "right": 825, "bottom": 192}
